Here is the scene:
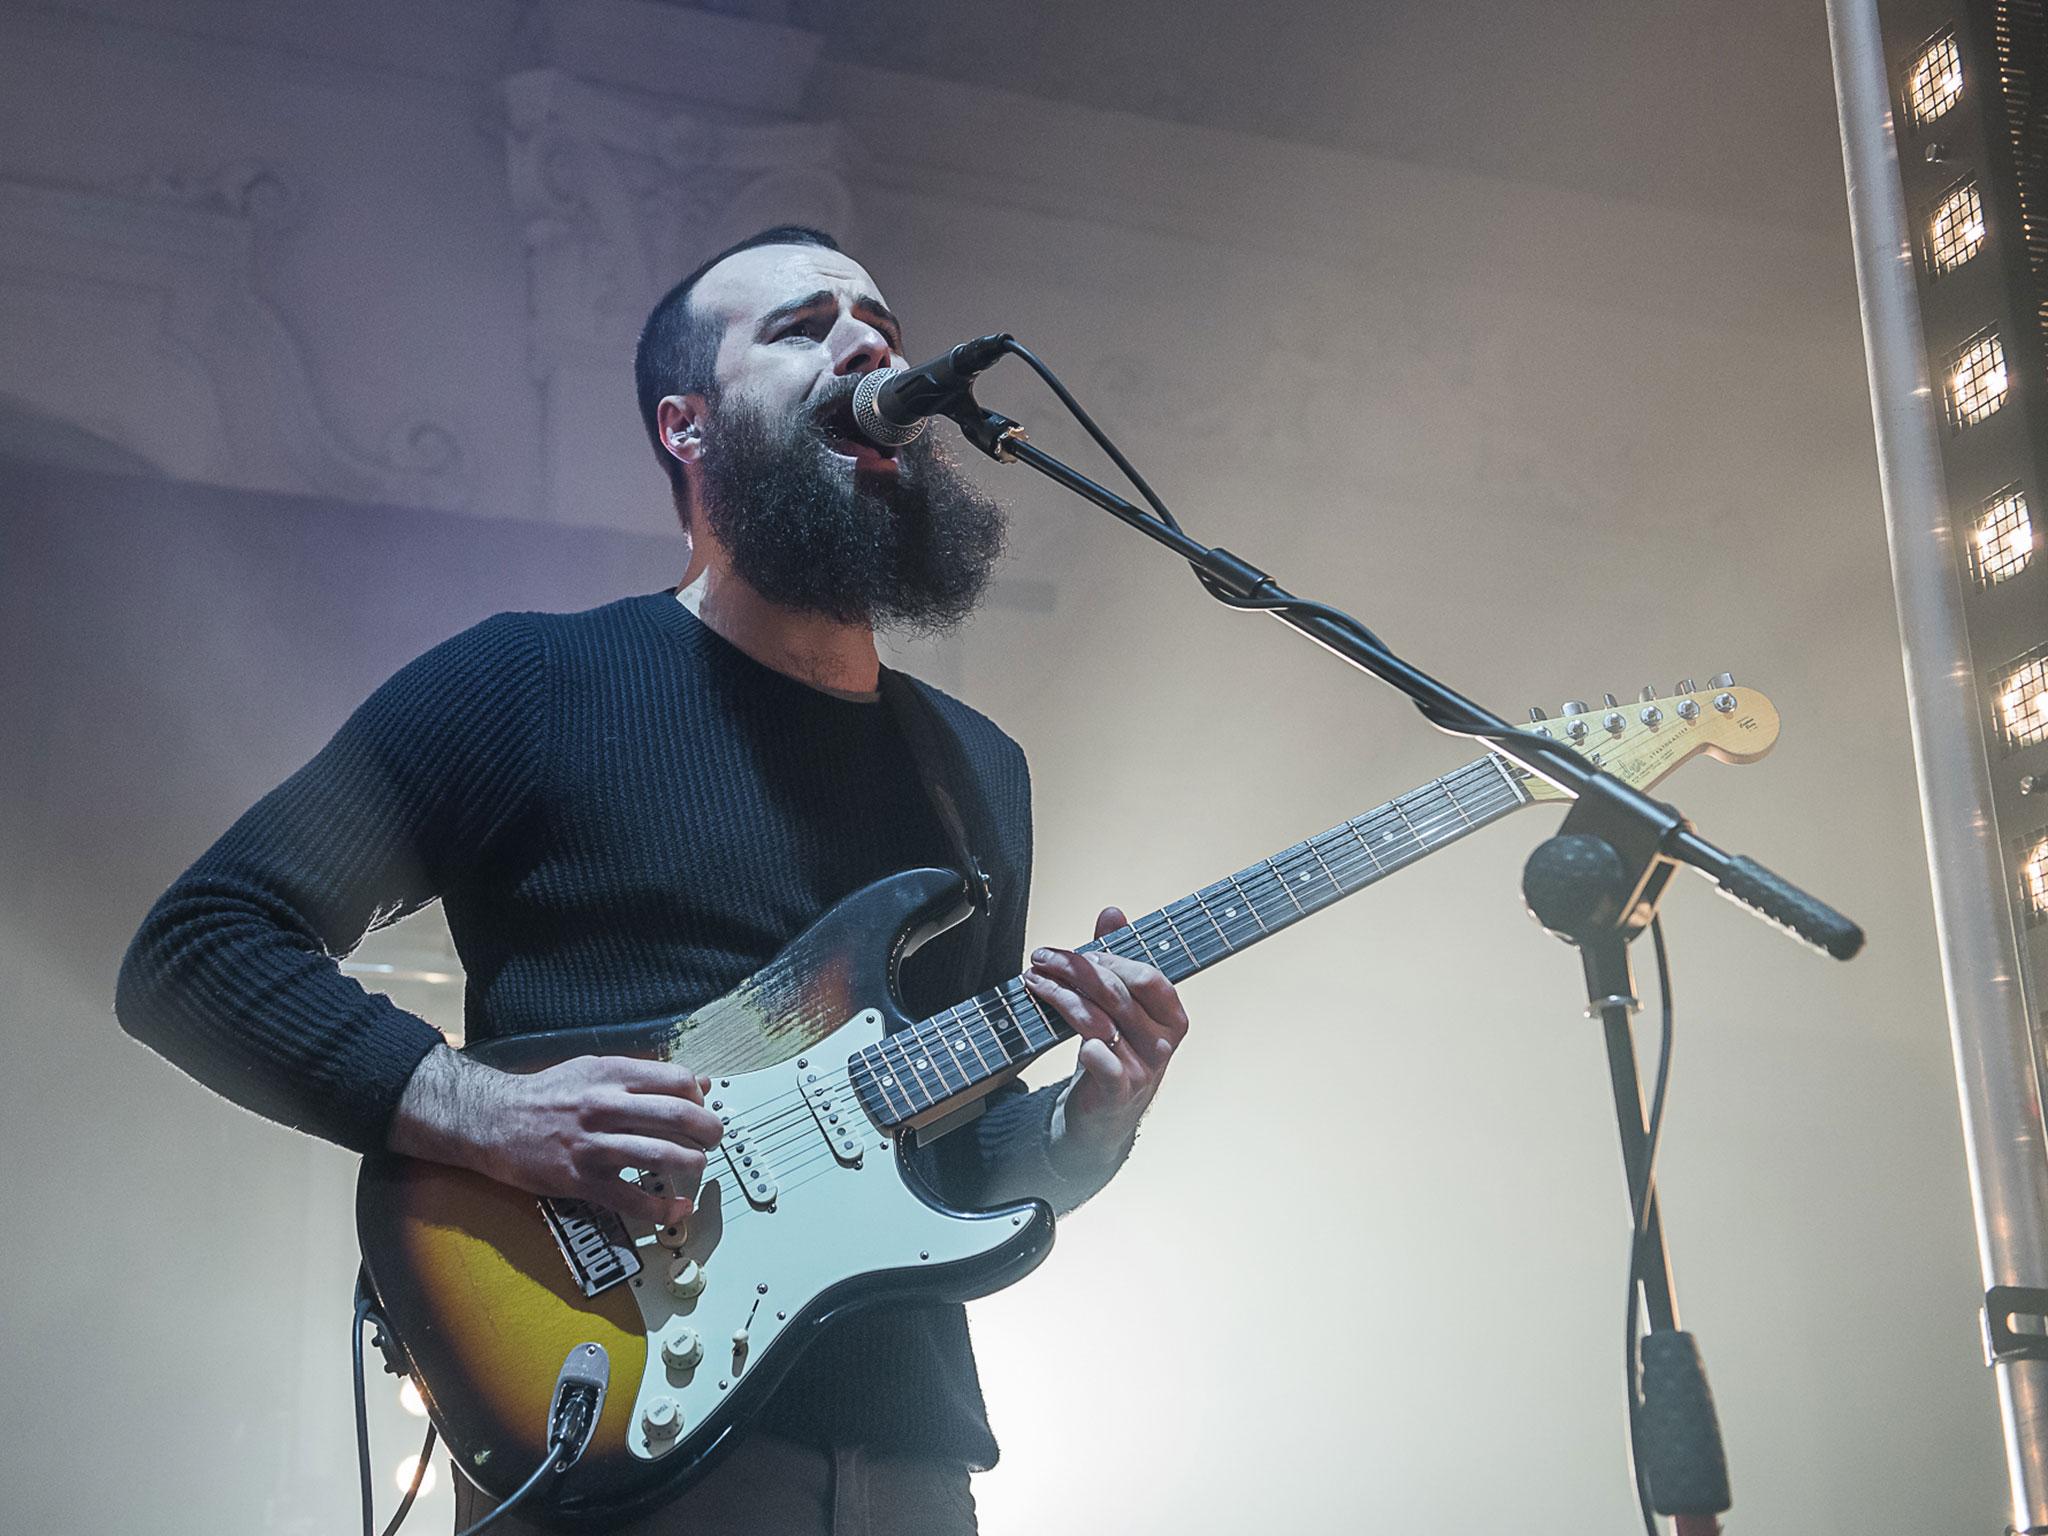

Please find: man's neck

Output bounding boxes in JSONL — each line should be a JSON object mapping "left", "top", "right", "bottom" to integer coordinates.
{"left": 675, "top": 562, "right": 882, "bottom": 697}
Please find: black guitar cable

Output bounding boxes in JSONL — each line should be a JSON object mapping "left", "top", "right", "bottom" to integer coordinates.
{"left": 353, "top": 1288, "right": 437, "bottom": 1536}
{"left": 354, "top": 1284, "right": 606, "bottom": 1536}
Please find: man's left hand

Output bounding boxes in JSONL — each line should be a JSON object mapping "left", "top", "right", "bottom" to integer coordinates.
{"left": 1023, "top": 905, "right": 1189, "bottom": 1164}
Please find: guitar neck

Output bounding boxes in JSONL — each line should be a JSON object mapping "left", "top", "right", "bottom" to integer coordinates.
{"left": 851, "top": 753, "right": 1533, "bottom": 1130}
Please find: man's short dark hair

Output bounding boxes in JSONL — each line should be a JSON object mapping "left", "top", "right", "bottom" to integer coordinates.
{"left": 634, "top": 224, "right": 842, "bottom": 492}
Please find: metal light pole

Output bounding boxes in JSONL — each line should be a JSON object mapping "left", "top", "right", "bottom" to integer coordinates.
{"left": 1828, "top": 2, "right": 2048, "bottom": 1527}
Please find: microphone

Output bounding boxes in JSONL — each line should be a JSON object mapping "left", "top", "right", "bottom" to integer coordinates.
{"left": 851, "top": 333, "right": 1012, "bottom": 447}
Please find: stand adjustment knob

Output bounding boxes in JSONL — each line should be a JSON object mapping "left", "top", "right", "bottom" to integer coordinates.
{"left": 662, "top": 1328, "right": 703, "bottom": 1371}
{"left": 666, "top": 1257, "right": 706, "bottom": 1299}
{"left": 642, "top": 1398, "right": 682, "bottom": 1441}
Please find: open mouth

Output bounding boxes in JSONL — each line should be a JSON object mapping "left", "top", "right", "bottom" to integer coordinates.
{"left": 817, "top": 394, "right": 899, "bottom": 470}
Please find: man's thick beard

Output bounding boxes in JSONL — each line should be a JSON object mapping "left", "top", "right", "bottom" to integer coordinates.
{"left": 696, "top": 388, "right": 1008, "bottom": 634}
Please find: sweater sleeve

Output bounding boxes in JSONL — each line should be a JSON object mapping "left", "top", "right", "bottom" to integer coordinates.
{"left": 113, "top": 612, "right": 545, "bottom": 1153}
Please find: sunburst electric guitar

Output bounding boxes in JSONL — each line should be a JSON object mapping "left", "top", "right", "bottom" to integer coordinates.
{"left": 355, "top": 679, "right": 1779, "bottom": 1527}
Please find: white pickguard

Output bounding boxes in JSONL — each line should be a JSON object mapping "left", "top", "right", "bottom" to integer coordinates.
{"left": 611, "top": 1010, "right": 1036, "bottom": 1459}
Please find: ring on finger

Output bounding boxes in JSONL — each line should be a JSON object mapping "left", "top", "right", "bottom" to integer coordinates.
{"left": 1107, "top": 1027, "right": 1122, "bottom": 1049}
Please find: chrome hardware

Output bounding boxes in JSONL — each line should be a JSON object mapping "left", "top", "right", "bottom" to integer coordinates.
{"left": 1566, "top": 717, "right": 1590, "bottom": 740}
{"left": 1676, "top": 698, "right": 1701, "bottom": 721}
{"left": 1676, "top": 677, "right": 1697, "bottom": 694}
{"left": 1602, "top": 692, "right": 1620, "bottom": 709}
{"left": 1709, "top": 671, "right": 1735, "bottom": 688}
{"left": 1713, "top": 692, "right": 1738, "bottom": 713}
{"left": 1604, "top": 710, "right": 1626, "bottom": 733}
{"left": 1529, "top": 706, "right": 1546, "bottom": 722}
{"left": 1560, "top": 700, "right": 1588, "bottom": 715}
{"left": 1640, "top": 704, "right": 1664, "bottom": 726}
{"left": 1640, "top": 684, "right": 1658, "bottom": 703}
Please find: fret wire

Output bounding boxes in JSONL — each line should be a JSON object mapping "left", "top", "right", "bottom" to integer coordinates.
{"left": 1188, "top": 887, "right": 1235, "bottom": 953}
{"left": 1265, "top": 855, "right": 1307, "bottom": 915}
{"left": 1221, "top": 873, "right": 1271, "bottom": 935}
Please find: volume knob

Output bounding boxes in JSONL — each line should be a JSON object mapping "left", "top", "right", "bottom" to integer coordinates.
{"left": 642, "top": 1398, "right": 681, "bottom": 1441}
{"left": 666, "top": 1257, "right": 706, "bottom": 1299}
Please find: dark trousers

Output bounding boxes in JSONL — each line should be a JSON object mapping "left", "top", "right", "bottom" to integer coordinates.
{"left": 451, "top": 1433, "right": 979, "bottom": 1535}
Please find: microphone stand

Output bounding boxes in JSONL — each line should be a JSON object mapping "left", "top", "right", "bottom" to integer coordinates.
{"left": 939, "top": 382, "right": 1864, "bottom": 1532}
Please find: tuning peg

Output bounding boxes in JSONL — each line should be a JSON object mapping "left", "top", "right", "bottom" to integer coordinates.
{"left": 1602, "top": 692, "right": 1619, "bottom": 709}
{"left": 1675, "top": 677, "right": 1697, "bottom": 694}
{"left": 1529, "top": 706, "right": 1546, "bottom": 722}
{"left": 1640, "top": 684, "right": 1657, "bottom": 703}
{"left": 1560, "top": 700, "right": 1588, "bottom": 715}
{"left": 1709, "top": 671, "right": 1734, "bottom": 688}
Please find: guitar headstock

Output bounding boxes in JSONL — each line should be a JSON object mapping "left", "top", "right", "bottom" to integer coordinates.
{"left": 1511, "top": 674, "right": 1779, "bottom": 803}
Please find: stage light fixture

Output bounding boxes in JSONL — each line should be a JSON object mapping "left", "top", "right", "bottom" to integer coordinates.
{"left": 395, "top": 1454, "right": 439, "bottom": 1497}
{"left": 1971, "top": 487, "right": 2036, "bottom": 586}
{"left": 1998, "top": 651, "right": 2048, "bottom": 749}
{"left": 398, "top": 1377, "right": 427, "bottom": 1418}
{"left": 1930, "top": 182, "right": 1988, "bottom": 271}
{"left": 1907, "top": 32, "right": 1966, "bottom": 123}
{"left": 2024, "top": 837, "right": 2048, "bottom": 921}
{"left": 1948, "top": 331, "right": 2011, "bottom": 426}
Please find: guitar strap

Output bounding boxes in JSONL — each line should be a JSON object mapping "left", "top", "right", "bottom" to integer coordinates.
{"left": 877, "top": 667, "right": 998, "bottom": 1005}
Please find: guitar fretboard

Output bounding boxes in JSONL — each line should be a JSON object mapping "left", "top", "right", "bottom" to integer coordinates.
{"left": 849, "top": 753, "right": 1531, "bottom": 1129}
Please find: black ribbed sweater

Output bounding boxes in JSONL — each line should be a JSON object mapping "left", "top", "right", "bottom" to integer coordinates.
{"left": 115, "top": 591, "right": 1092, "bottom": 1464}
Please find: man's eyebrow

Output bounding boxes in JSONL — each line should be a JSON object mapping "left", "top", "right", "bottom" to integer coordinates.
{"left": 756, "top": 290, "right": 903, "bottom": 349}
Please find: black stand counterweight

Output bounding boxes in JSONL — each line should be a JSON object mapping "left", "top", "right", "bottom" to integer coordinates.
{"left": 1524, "top": 829, "right": 1730, "bottom": 1531}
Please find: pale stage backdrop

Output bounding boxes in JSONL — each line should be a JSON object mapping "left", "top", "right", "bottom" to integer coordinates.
{"left": 0, "top": 1, "right": 1994, "bottom": 1532}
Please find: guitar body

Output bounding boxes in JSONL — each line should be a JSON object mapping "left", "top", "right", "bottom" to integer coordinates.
{"left": 356, "top": 867, "right": 1056, "bottom": 1528}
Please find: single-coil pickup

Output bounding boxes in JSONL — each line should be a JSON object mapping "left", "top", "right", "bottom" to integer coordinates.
{"left": 802, "top": 1065, "right": 865, "bottom": 1167}
{"left": 721, "top": 1126, "right": 779, "bottom": 1211}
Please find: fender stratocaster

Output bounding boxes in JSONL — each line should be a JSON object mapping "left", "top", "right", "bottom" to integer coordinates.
{"left": 355, "top": 680, "right": 1779, "bottom": 1527}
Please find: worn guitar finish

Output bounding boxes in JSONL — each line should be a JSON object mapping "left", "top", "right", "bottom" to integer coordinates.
{"left": 355, "top": 683, "right": 1779, "bottom": 1529}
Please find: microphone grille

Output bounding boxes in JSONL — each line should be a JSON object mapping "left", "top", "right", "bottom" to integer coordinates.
{"left": 851, "top": 368, "right": 927, "bottom": 448}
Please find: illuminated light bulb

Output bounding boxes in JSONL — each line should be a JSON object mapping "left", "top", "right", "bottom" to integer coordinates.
{"left": 1930, "top": 184, "right": 1987, "bottom": 272}
{"left": 1971, "top": 490, "right": 2036, "bottom": 586}
{"left": 398, "top": 1377, "right": 427, "bottom": 1418}
{"left": 2024, "top": 841, "right": 2048, "bottom": 918}
{"left": 1998, "top": 656, "right": 2048, "bottom": 749}
{"left": 1908, "top": 35, "right": 1965, "bottom": 124}
{"left": 1950, "top": 334, "right": 2009, "bottom": 426}
{"left": 395, "top": 1454, "right": 439, "bottom": 1497}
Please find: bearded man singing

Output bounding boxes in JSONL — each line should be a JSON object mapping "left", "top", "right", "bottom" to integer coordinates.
{"left": 114, "top": 226, "right": 1191, "bottom": 1534}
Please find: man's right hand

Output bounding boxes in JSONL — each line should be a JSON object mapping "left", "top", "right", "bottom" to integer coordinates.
{"left": 388, "top": 1045, "right": 724, "bottom": 1228}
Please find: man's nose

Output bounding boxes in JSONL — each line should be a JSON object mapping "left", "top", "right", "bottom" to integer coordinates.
{"left": 832, "top": 320, "right": 894, "bottom": 378}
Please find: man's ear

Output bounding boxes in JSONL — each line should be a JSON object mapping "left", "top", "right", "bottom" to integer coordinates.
{"left": 656, "top": 394, "right": 708, "bottom": 469}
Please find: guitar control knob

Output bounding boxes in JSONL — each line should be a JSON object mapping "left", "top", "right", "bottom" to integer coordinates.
{"left": 642, "top": 1398, "right": 682, "bottom": 1441}
{"left": 666, "top": 1257, "right": 706, "bottom": 1300}
{"left": 661, "top": 1328, "right": 703, "bottom": 1371}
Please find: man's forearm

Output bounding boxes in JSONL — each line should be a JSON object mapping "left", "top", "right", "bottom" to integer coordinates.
{"left": 386, "top": 1043, "right": 509, "bottom": 1171}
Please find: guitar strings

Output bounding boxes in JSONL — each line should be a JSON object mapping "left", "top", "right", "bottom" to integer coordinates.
{"left": 644, "top": 759, "right": 1533, "bottom": 1235}
{"left": 696, "top": 757, "right": 1525, "bottom": 1168}
{"left": 677, "top": 756, "right": 1520, "bottom": 1165}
